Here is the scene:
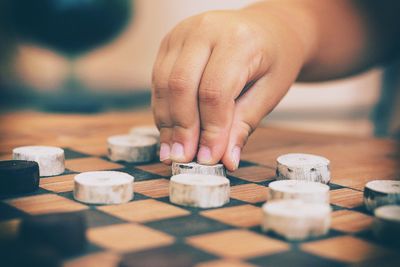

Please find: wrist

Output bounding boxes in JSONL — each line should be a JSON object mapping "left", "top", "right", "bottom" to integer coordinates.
{"left": 242, "top": 1, "right": 319, "bottom": 67}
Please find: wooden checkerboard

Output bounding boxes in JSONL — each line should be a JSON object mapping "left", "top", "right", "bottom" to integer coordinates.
{"left": 0, "top": 111, "right": 399, "bottom": 267}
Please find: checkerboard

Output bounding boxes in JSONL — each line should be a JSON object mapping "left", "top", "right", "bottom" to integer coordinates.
{"left": 1, "top": 147, "right": 399, "bottom": 267}
{"left": 0, "top": 110, "right": 399, "bottom": 267}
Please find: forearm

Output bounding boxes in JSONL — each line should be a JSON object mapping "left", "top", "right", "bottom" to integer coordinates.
{"left": 244, "top": 0, "right": 400, "bottom": 81}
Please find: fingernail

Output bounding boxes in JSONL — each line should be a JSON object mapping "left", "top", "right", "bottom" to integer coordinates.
{"left": 159, "top": 143, "right": 170, "bottom": 161}
{"left": 197, "top": 146, "right": 212, "bottom": 164}
{"left": 232, "top": 146, "right": 241, "bottom": 170}
{"left": 171, "top": 142, "right": 185, "bottom": 160}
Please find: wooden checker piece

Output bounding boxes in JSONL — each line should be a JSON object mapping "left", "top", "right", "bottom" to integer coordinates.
{"left": 172, "top": 162, "right": 226, "bottom": 177}
{"left": 130, "top": 125, "right": 160, "bottom": 140}
{"left": 170, "top": 174, "right": 230, "bottom": 208}
{"left": 276, "top": 153, "right": 330, "bottom": 184}
{"left": 0, "top": 160, "right": 39, "bottom": 196}
{"left": 262, "top": 200, "right": 331, "bottom": 240}
{"left": 268, "top": 180, "right": 330, "bottom": 203}
{"left": 13, "top": 146, "right": 65, "bottom": 176}
{"left": 74, "top": 171, "right": 134, "bottom": 204}
{"left": 108, "top": 134, "right": 157, "bottom": 163}
{"left": 372, "top": 205, "right": 400, "bottom": 246}
{"left": 364, "top": 180, "right": 400, "bottom": 212}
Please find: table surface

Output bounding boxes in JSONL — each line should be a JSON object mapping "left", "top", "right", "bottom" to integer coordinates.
{"left": 0, "top": 111, "right": 399, "bottom": 267}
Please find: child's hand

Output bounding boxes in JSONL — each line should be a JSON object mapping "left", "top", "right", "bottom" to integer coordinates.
{"left": 152, "top": 5, "right": 312, "bottom": 171}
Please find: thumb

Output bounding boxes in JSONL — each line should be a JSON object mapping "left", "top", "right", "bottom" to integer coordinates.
{"left": 222, "top": 73, "right": 294, "bottom": 171}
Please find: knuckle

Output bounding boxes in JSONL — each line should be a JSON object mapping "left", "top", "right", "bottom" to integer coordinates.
{"left": 199, "top": 125, "right": 224, "bottom": 144}
{"left": 198, "top": 87, "right": 223, "bottom": 106}
{"left": 198, "top": 12, "right": 217, "bottom": 27}
{"left": 168, "top": 75, "right": 192, "bottom": 96}
{"left": 152, "top": 78, "right": 169, "bottom": 99}
{"left": 155, "top": 118, "right": 173, "bottom": 129}
{"left": 231, "top": 23, "right": 255, "bottom": 42}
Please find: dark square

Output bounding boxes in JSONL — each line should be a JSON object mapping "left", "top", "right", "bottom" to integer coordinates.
{"left": 226, "top": 175, "right": 252, "bottom": 186}
{"left": 63, "top": 148, "right": 90, "bottom": 160}
{"left": 99, "top": 157, "right": 161, "bottom": 170}
{"left": 238, "top": 160, "right": 258, "bottom": 168}
{"left": 145, "top": 214, "right": 233, "bottom": 238}
{"left": 351, "top": 205, "right": 371, "bottom": 215}
{"left": 43, "top": 169, "right": 76, "bottom": 177}
{"left": 248, "top": 225, "right": 345, "bottom": 244}
{"left": 76, "top": 209, "right": 126, "bottom": 228}
{"left": 0, "top": 187, "right": 51, "bottom": 201}
{"left": 249, "top": 249, "right": 347, "bottom": 267}
{"left": 119, "top": 243, "right": 217, "bottom": 267}
{"left": 115, "top": 167, "right": 164, "bottom": 181}
{"left": 330, "top": 204, "right": 346, "bottom": 212}
{"left": 156, "top": 196, "right": 247, "bottom": 214}
{"left": 329, "top": 183, "right": 345, "bottom": 190}
{"left": 355, "top": 229, "right": 400, "bottom": 249}
{"left": 0, "top": 202, "right": 27, "bottom": 221}
{"left": 58, "top": 191, "right": 149, "bottom": 204}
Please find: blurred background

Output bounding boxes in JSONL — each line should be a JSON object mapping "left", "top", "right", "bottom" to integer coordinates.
{"left": 0, "top": 0, "right": 397, "bottom": 138}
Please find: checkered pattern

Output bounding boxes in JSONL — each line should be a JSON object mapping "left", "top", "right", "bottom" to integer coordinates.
{"left": 0, "top": 148, "right": 396, "bottom": 267}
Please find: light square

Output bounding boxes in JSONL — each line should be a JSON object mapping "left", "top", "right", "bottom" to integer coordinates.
{"left": 301, "top": 236, "right": 391, "bottom": 263}
{"left": 69, "top": 144, "right": 107, "bottom": 157}
{"left": 134, "top": 178, "right": 170, "bottom": 198}
{"left": 330, "top": 188, "right": 364, "bottom": 208}
{"left": 64, "top": 252, "right": 120, "bottom": 267}
{"left": 40, "top": 174, "right": 75, "bottom": 192}
{"left": 230, "top": 184, "right": 269, "bottom": 203}
{"left": 97, "top": 199, "right": 190, "bottom": 223}
{"left": 6, "top": 194, "right": 87, "bottom": 215}
{"left": 135, "top": 163, "right": 172, "bottom": 177}
{"left": 88, "top": 223, "right": 174, "bottom": 252}
{"left": 331, "top": 210, "right": 373, "bottom": 233}
{"left": 228, "top": 166, "right": 275, "bottom": 182}
{"left": 187, "top": 229, "right": 289, "bottom": 259}
{"left": 200, "top": 205, "right": 262, "bottom": 228}
{"left": 195, "top": 259, "right": 257, "bottom": 267}
{"left": 66, "top": 157, "right": 123, "bottom": 172}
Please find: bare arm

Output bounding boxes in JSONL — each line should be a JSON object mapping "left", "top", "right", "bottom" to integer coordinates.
{"left": 247, "top": 0, "right": 400, "bottom": 81}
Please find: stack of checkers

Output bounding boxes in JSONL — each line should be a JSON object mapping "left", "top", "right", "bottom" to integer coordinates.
{"left": 169, "top": 162, "right": 229, "bottom": 208}
{"left": 74, "top": 124, "right": 158, "bottom": 205}
{"left": 363, "top": 180, "right": 400, "bottom": 245}
{"left": 262, "top": 153, "right": 332, "bottom": 240}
